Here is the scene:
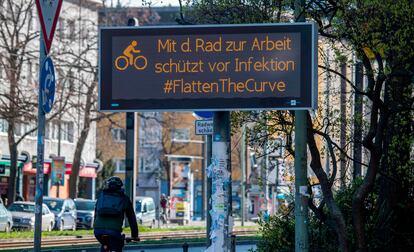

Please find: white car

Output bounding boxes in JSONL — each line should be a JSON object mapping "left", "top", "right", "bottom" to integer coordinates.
{"left": 8, "top": 201, "right": 55, "bottom": 231}
{"left": 135, "top": 197, "right": 156, "bottom": 227}
{"left": 0, "top": 202, "right": 13, "bottom": 232}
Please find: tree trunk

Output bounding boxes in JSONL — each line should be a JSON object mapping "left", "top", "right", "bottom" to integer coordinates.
{"left": 68, "top": 83, "right": 94, "bottom": 199}
{"left": 375, "top": 73, "right": 413, "bottom": 250}
{"left": 68, "top": 127, "right": 90, "bottom": 199}
{"left": 306, "top": 113, "right": 349, "bottom": 252}
{"left": 6, "top": 55, "right": 19, "bottom": 206}
{"left": 339, "top": 63, "right": 347, "bottom": 189}
{"left": 6, "top": 122, "right": 18, "bottom": 206}
{"left": 352, "top": 76, "right": 388, "bottom": 252}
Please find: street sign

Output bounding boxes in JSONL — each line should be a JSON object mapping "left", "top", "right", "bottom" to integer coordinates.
{"left": 99, "top": 23, "right": 318, "bottom": 111}
{"left": 195, "top": 120, "right": 213, "bottom": 135}
{"left": 35, "top": 0, "right": 63, "bottom": 53}
{"left": 194, "top": 111, "right": 213, "bottom": 119}
{"left": 40, "top": 56, "right": 56, "bottom": 113}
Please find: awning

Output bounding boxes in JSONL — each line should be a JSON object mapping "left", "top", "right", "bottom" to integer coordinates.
{"left": 23, "top": 162, "right": 51, "bottom": 175}
{"left": 65, "top": 163, "right": 97, "bottom": 178}
{"left": 22, "top": 161, "right": 97, "bottom": 178}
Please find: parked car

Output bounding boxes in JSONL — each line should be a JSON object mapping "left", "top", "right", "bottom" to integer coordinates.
{"left": 0, "top": 201, "right": 13, "bottom": 232}
{"left": 43, "top": 197, "right": 77, "bottom": 231}
{"left": 74, "top": 198, "right": 95, "bottom": 229}
{"left": 135, "top": 197, "right": 156, "bottom": 228}
{"left": 8, "top": 201, "right": 54, "bottom": 231}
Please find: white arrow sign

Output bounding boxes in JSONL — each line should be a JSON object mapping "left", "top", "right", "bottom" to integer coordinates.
{"left": 35, "top": 0, "right": 63, "bottom": 53}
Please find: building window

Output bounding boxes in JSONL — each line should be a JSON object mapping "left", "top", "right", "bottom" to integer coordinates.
{"left": 13, "top": 122, "right": 36, "bottom": 137}
{"left": 44, "top": 121, "right": 73, "bottom": 142}
{"left": 27, "top": 61, "right": 33, "bottom": 84}
{"left": 51, "top": 121, "right": 59, "bottom": 140}
{"left": 111, "top": 128, "right": 126, "bottom": 143}
{"left": 113, "top": 159, "right": 126, "bottom": 172}
{"left": 68, "top": 20, "right": 75, "bottom": 40}
{"left": 67, "top": 122, "right": 74, "bottom": 143}
{"left": 139, "top": 157, "right": 155, "bottom": 173}
{"left": 58, "top": 18, "right": 65, "bottom": 40}
{"left": 0, "top": 119, "right": 8, "bottom": 133}
{"left": 61, "top": 121, "right": 74, "bottom": 143}
{"left": 171, "top": 128, "right": 190, "bottom": 142}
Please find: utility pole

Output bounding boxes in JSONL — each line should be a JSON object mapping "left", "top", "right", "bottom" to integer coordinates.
{"left": 294, "top": 0, "right": 309, "bottom": 251}
{"left": 34, "top": 32, "right": 46, "bottom": 252}
{"left": 240, "top": 125, "right": 246, "bottom": 226}
{"left": 207, "top": 111, "right": 232, "bottom": 252}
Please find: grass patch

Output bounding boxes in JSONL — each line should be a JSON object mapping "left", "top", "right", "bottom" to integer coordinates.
{"left": 0, "top": 225, "right": 257, "bottom": 240}
{"left": 0, "top": 226, "right": 207, "bottom": 240}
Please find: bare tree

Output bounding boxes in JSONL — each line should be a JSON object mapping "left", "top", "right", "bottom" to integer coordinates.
{"left": 0, "top": 0, "right": 71, "bottom": 205}
{"left": 54, "top": 3, "right": 119, "bottom": 199}
{"left": 189, "top": 0, "right": 413, "bottom": 251}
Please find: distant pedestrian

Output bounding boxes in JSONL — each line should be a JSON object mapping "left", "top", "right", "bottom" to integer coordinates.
{"left": 160, "top": 194, "right": 167, "bottom": 214}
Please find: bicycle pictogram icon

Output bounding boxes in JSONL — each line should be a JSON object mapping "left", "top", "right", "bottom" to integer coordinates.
{"left": 114, "top": 40, "right": 148, "bottom": 71}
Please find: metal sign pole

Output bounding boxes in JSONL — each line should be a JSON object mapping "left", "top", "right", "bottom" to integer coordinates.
{"left": 294, "top": 0, "right": 309, "bottom": 251}
{"left": 125, "top": 112, "right": 135, "bottom": 211}
{"left": 207, "top": 111, "right": 232, "bottom": 252}
{"left": 34, "top": 32, "right": 46, "bottom": 252}
{"left": 125, "top": 18, "right": 138, "bottom": 225}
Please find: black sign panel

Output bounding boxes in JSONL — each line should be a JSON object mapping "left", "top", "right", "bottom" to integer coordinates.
{"left": 99, "top": 23, "right": 317, "bottom": 111}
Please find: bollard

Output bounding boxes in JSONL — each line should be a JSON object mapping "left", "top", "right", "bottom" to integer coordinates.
{"left": 183, "top": 242, "right": 189, "bottom": 252}
{"left": 231, "top": 234, "right": 236, "bottom": 252}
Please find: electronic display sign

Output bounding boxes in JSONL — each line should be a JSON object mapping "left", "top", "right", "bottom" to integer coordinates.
{"left": 99, "top": 23, "right": 317, "bottom": 111}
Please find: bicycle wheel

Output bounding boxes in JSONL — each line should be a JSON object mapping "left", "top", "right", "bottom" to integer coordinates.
{"left": 133, "top": 55, "right": 148, "bottom": 70}
{"left": 115, "top": 56, "right": 129, "bottom": 71}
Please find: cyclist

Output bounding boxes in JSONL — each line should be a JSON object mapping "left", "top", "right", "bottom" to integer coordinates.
{"left": 123, "top": 40, "right": 141, "bottom": 65}
{"left": 94, "top": 176, "right": 139, "bottom": 252}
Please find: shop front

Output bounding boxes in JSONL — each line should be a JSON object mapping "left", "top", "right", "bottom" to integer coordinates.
{"left": 0, "top": 157, "right": 26, "bottom": 204}
{"left": 22, "top": 160, "right": 98, "bottom": 201}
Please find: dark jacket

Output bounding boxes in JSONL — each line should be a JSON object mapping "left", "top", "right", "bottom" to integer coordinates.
{"left": 93, "top": 189, "right": 138, "bottom": 238}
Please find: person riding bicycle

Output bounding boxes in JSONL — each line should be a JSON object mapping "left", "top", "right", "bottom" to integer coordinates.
{"left": 123, "top": 40, "right": 141, "bottom": 65}
{"left": 94, "top": 176, "right": 139, "bottom": 252}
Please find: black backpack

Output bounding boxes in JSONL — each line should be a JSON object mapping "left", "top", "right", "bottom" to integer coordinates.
{"left": 96, "top": 192, "right": 125, "bottom": 216}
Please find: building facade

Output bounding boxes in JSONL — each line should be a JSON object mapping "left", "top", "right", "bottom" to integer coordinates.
{"left": 0, "top": 0, "right": 100, "bottom": 202}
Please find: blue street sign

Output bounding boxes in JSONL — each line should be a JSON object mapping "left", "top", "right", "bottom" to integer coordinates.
{"left": 40, "top": 56, "right": 56, "bottom": 113}
{"left": 194, "top": 111, "right": 213, "bottom": 119}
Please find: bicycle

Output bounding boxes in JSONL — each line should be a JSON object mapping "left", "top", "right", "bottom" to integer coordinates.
{"left": 101, "top": 234, "right": 140, "bottom": 252}
{"left": 115, "top": 55, "right": 147, "bottom": 71}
